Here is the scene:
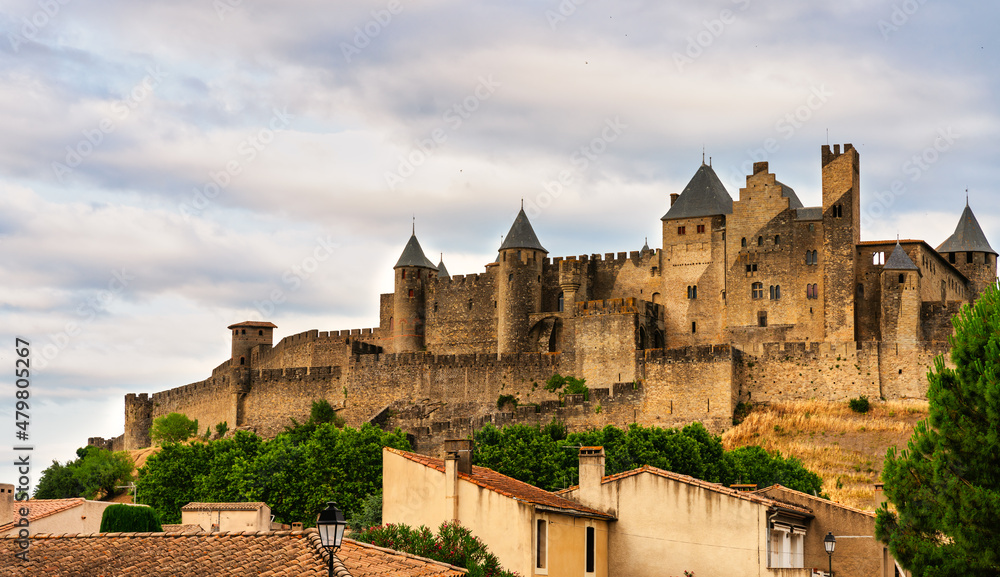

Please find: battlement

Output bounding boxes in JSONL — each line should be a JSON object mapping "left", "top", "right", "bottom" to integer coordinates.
{"left": 254, "top": 365, "right": 343, "bottom": 381}
{"left": 433, "top": 272, "right": 487, "bottom": 285}
{"left": 547, "top": 249, "right": 657, "bottom": 267}
{"left": 641, "top": 344, "right": 732, "bottom": 363}
{"left": 576, "top": 297, "right": 643, "bottom": 316}
{"left": 350, "top": 351, "right": 565, "bottom": 368}
{"left": 821, "top": 143, "right": 856, "bottom": 168}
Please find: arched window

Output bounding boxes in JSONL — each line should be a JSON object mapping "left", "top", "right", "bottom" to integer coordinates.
{"left": 241, "top": 329, "right": 246, "bottom": 335}
{"left": 752, "top": 282, "right": 764, "bottom": 299}
{"left": 508, "top": 274, "right": 514, "bottom": 282}
{"left": 654, "top": 331, "right": 664, "bottom": 348}
{"left": 687, "top": 286, "right": 697, "bottom": 299}
{"left": 240, "top": 356, "right": 245, "bottom": 365}
{"left": 638, "top": 326, "right": 647, "bottom": 350}
{"left": 258, "top": 330, "right": 263, "bottom": 336}
{"left": 558, "top": 292, "right": 564, "bottom": 312}
{"left": 899, "top": 273, "right": 906, "bottom": 284}
{"left": 401, "top": 270, "right": 406, "bottom": 279}
{"left": 757, "top": 236, "right": 763, "bottom": 246}
{"left": 741, "top": 237, "right": 747, "bottom": 247}
{"left": 408, "top": 289, "right": 414, "bottom": 297}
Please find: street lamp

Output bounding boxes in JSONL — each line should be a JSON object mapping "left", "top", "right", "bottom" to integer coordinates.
{"left": 824, "top": 531, "right": 836, "bottom": 576}
{"left": 316, "top": 501, "right": 347, "bottom": 577}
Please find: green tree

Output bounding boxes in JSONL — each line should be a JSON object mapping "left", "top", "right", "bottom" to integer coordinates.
{"left": 876, "top": 285, "right": 1000, "bottom": 576}
{"left": 35, "top": 446, "right": 134, "bottom": 500}
{"left": 136, "top": 442, "right": 211, "bottom": 523}
{"left": 34, "top": 460, "right": 85, "bottom": 499}
{"left": 150, "top": 412, "right": 199, "bottom": 444}
{"left": 100, "top": 504, "right": 162, "bottom": 532}
{"left": 472, "top": 423, "right": 575, "bottom": 491}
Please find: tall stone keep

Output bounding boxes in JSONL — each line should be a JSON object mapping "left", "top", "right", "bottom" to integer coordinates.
{"left": 936, "top": 201, "right": 998, "bottom": 300}
{"left": 393, "top": 231, "right": 438, "bottom": 353}
{"left": 123, "top": 393, "right": 153, "bottom": 450}
{"left": 821, "top": 143, "right": 860, "bottom": 341}
{"left": 497, "top": 207, "right": 547, "bottom": 354}
{"left": 228, "top": 321, "right": 276, "bottom": 367}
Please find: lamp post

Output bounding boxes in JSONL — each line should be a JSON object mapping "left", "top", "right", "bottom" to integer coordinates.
{"left": 824, "top": 531, "right": 836, "bottom": 577}
{"left": 316, "top": 501, "right": 347, "bottom": 577}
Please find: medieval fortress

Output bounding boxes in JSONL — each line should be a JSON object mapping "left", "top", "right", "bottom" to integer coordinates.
{"left": 92, "top": 144, "right": 997, "bottom": 454}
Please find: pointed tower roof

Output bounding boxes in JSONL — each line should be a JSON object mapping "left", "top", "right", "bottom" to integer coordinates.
{"left": 394, "top": 233, "right": 438, "bottom": 270}
{"left": 499, "top": 207, "right": 547, "bottom": 253}
{"left": 936, "top": 202, "right": 996, "bottom": 255}
{"left": 642, "top": 237, "right": 650, "bottom": 252}
{"left": 883, "top": 241, "right": 919, "bottom": 271}
{"left": 662, "top": 163, "right": 734, "bottom": 220}
{"left": 436, "top": 254, "right": 450, "bottom": 278}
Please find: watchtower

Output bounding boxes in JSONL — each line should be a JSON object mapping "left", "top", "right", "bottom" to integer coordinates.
{"left": 392, "top": 230, "right": 438, "bottom": 353}
{"left": 821, "top": 143, "right": 860, "bottom": 341}
{"left": 228, "top": 321, "right": 276, "bottom": 367}
{"left": 936, "top": 201, "right": 998, "bottom": 300}
{"left": 497, "top": 207, "right": 547, "bottom": 354}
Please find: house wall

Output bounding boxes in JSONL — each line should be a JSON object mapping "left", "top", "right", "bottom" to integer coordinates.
{"left": 0, "top": 501, "right": 141, "bottom": 536}
{"left": 180, "top": 506, "right": 270, "bottom": 532}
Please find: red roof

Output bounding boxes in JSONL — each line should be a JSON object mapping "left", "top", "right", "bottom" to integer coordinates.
{"left": 386, "top": 448, "right": 614, "bottom": 519}
{"left": 0, "top": 498, "right": 84, "bottom": 533}
{"left": 0, "top": 531, "right": 465, "bottom": 577}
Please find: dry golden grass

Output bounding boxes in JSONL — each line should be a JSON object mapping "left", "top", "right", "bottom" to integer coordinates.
{"left": 722, "top": 399, "right": 928, "bottom": 511}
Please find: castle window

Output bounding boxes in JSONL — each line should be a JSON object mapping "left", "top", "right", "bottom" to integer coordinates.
{"left": 241, "top": 329, "right": 246, "bottom": 335}
{"left": 434, "top": 302, "right": 438, "bottom": 312}
{"left": 468, "top": 300, "right": 473, "bottom": 311}
{"left": 857, "top": 283, "right": 864, "bottom": 298}
{"left": 687, "top": 286, "right": 697, "bottom": 299}
{"left": 758, "top": 311, "right": 768, "bottom": 327}
{"left": 258, "top": 330, "right": 263, "bottom": 336}
{"left": 967, "top": 252, "right": 974, "bottom": 263}
{"left": 517, "top": 250, "right": 522, "bottom": 260}
{"left": 752, "top": 282, "right": 764, "bottom": 299}
{"left": 774, "top": 235, "right": 780, "bottom": 245}
{"left": 746, "top": 263, "right": 757, "bottom": 274}
{"left": 638, "top": 326, "right": 647, "bottom": 349}
{"left": 408, "top": 289, "right": 414, "bottom": 297}
{"left": 401, "top": 270, "right": 406, "bottom": 279}
{"left": 809, "top": 223, "right": 815, "bottom": 232}
{"left": 873, "top": 252, "right": 885, "bottom": 266}
{"left": 697, "top": 224, "right": 705, "bottom": 234}
{"left": 757, "top": 236, "right": 763, "bottom": 246}
{"left": 806, "top": 250, "right": 818, "bottom": 265}
{"left": 678, "top": 226, "right": 686, "bottom": 235}
{"left": 949, "top": 252, "right": 955, "bottom": 264}
{"left": 240, "top": 356, "right": 245, "bottom": 365}
{"left": 899, "top": 273, "right": 906, "bottom": 284}
{"left": 770, "top": 285, "right": 781, "bottom": 300}
{"left": 807, "top": 284, "right": 819, "bottom": 299}
{"left": 558, "top": 292, "right": 564, "bottom": 312}
{"left": 833, "top": 205, "right": 843, "bottom": 218}
{"left": 691, "top": 321, "right": 697, "bottom": 334}
{"left": 233, "top": 330, "right": 237, "bottom": 336}
{"left": 509, "top": 274, "right": 513, "bottom": 282}
{"left": 741, "top": 237, "right": 747, "bottom": 247}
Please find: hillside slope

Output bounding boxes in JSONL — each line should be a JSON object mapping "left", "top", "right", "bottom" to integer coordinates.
{"left": 722, "top": 400, "right": 928, "bottom": 511}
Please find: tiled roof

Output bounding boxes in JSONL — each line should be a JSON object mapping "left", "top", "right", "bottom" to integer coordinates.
{"left": 227, "top": 320, "right": 278, "bottom": 329}
{"left": 161, "top": 524, "right": 203, "bottom": 532}
{"left": 0, "top": 498, "right": 84, "bottom": 533}
{"left": 499, "top": 207, "right": 547, "bottom": 253}
{"left": 395, "top": 233, "right": 439, "bottom": 270}
{"left": 753, "top": 485, "right": 876, "bottom": 519}
{"left": 883, "top": 242, "right": 919, "bottom": 270}
{"left": 574, "top": 465, "right": 813, "bottom": 516}
{"left": 937, "top": 203, "right": 996, "bottom": 255}
{"left": 0, "top": 531, "right": 465, "bottom": 577}
{"left": 387, "top": 448, "right": 614, "bottom": 519}
{"left": 662, "top": 163, "right": 733, "bottom": 220}
{"left": 181, "top": 501, "right": 267, "bottom": 511}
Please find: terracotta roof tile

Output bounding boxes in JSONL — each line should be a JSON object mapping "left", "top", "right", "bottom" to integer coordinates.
{"left": 0, "top": 530, "right": 464, "bottom": 577}
{"left": 753, "top": 484, "right": 876, "bottom": 518}
{"left": 180, "top": 501, "right": 267, "bottom": 511}
{"left": 387, "top": 448, "right": 614, "bottom": 519}
{"left": 0, "top": 498, "right": 84, "bottom": 533}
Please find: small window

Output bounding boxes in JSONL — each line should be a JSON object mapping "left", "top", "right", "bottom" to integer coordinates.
{"left": 536, "top": 519, "right": 547, "bottom": 569}
{"left": 240, "top": 356, "right": 245, "bottom": 365}
{"left": 758, "top": 311, "right": 768, "bottom": 327}
{"left": 899, "top": 273, "right": 905, "bottom": 284}
{"left": 508, "top": 274, "right": 513, "bottom": 282}
{"left": 241, "top": 329, "right": 246, "bottom": 335}
{"left": 967, "top": 252, "right": 974, "bottom": 264}
{"left": 808, "top": 223, "right": 815, "bottom": 232}
{"left": 697, "top": 224, "right": 705, "bottom": 234}
{"left": 678, "top": 226, "right": 686, "bottom": 235}
{"left": 757, "top": 236, "right": 763, "bottom": 246}
{"left": 770, "top": 285, "right": 781, "bottom": 300}
{"left": 752, "top": 282, "right": 764, "bottom": 299}
{"left": 691, "top": 321, "right": 697, "bottom": 334}
{"left": 741, "top": 237, "right": 747, "bottom": 247}
{"left": 585, "top": 526, "right": 596, "bottom": 574}
{"left": 558, "top": 292, "right": 564, "bottom": 312}
{"left": 687, "top": 286, "right": 697, "bottom": 299}
{"left": 949, "top": 252, "right": 956, "bottom": 264}
{"left": 258, "top": 329, "right": 263, "bottom": 336}
{"left": 745, "top": 263, "right": 758, "bottom": 274}
{"left": 433, "top": 302, "right": 438, "bottom": 312}
{"left": 401, "top": 270, "right": 406, "bottom": 279}
{"left": 774, "top": 235, "right": 780, "bottom": 245}
{"left": 468, "top": 300, "right": 473, "bottom": 311}
{"left": 408, "top": 289, "right": 414, "bottom": 297}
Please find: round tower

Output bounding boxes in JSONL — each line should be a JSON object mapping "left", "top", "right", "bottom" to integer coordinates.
{"left": 936, "top": 201, "right": 998, "bottom": 301}
{"left": 392, "top": 230, "right": 438, "bottom": 353}
{"left": 497, "top": 207, "right": 547, "bottom": 354}
{"left": 228, "top": 321, "right": 276, "bottom": 367}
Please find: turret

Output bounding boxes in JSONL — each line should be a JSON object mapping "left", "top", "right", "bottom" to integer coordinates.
{"left": 227, "top": 321, "right": 276, "bottom": 367}
{"left": 880, "top": 242, "right": 921, "bottom": 344}
{"left": 497, "top": 207, "right": 547, "bottom": 354}
{"left": 123, "top": 393, "right": 153, "bottom": 450}
{"left": 936, "top": 200, "right": 997, "bottom": 300}
{"left": 393, "top": 230, "right": 438, "bottom": 353}
{"left": 821, "top": 143, "right": 860, "bottom": 341}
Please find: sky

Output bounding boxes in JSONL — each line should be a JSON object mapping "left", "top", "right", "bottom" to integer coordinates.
{"left": 1, "top": 0, "right": 998, "bottom": 484}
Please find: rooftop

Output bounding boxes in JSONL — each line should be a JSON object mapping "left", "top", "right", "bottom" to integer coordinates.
{"left": 937, "top": 202, "right": 997, "bottom": 255}
{"left": 883, "top": 242, "right": 919, "bottom": 271}
{"left": 386, "top": 447, "right": 613, "bottom": 519}
{"left": 499, "top": 207, "right": 547, "bottom": 253}
{"left": 0, "top": 498, "right": 84, "bottom": 533}
{"left": 394, "top": 233, "right": 439, "bottom": 270}
{"left": 0, "top": 531, "right": 465, "bottom": 577}
{"left": 180, "top": 501, "right": 268, "bottom": 512}
{"left": 662, "top": 163, "right": 734, "bottom": 221}
{"left": 227, "top": 321, "right": 278, "bottom": 329}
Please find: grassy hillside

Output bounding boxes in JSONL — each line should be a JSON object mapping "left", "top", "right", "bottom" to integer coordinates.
{"left": 722, "top": 399, "right": 928, "bottom": 511}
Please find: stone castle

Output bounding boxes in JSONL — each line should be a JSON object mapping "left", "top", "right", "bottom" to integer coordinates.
{"left": 91, "top": 143, "right": 997, "bottom": 454}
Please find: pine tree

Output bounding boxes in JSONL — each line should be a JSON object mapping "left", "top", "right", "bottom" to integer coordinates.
{"left": 876, "top": 283, "right": 1000, "bottom": 576}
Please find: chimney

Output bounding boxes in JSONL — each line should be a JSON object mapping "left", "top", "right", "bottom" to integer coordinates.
{"left": 753, "top": 161, "right": 768, "bottom": 175}
{"left": 578, "top": 447, "right": 605, "bottom": 506}
{"left": 0, "top": 484, "right": 13, "bottom": 525}
{"left": 670, "top": 193, "right": 679, "bottom": 206}
{"left": 443, "top": 439, "right": 472, "bottom": 522}
{"left": 874, "top": 482, "right": 886, "bottom": 508}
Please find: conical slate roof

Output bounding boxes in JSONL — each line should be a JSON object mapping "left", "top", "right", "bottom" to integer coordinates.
{"left": 499, "top": 208, "right": 547, "bottom": 252}
{"left": 662, "top": 163, "right": 734, "bottom": 220}
{"left": 937, "top": 203, "right": 996, "bottom": 255}
{"left": 883, "top": 242, "right": 918, "bottom": 271}
{"left": 437, "top": 255, "right": 450, "bottom": 278}
{"left": 642, "top": 237, "right": 650, "bottom": 252}
{"left": 394, "top": 233, "right": 438, "bottom": 270}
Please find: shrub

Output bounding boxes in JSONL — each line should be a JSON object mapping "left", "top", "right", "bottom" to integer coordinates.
{"left": 496, "top": 394, "right": 518, "bottom": 410}
{"left": 732, "top": 402, "right": 753, "bottom": 425}
{"left": 354, "top": 521, "right": 518, "bottom": 577}
{"left": 348, "top": 491, "right": 382, "bottom": 531}
{"left": 849, "top": 395, "right": 870, "bottom": 414}
{"left": 150, "top": 413, "right": 199, "bottom": 444}
{"left": 215, "top": 421, "right": 229, "bottom": 438}
{"left": 100, "top": 504, "right": 162, "bottom": 532}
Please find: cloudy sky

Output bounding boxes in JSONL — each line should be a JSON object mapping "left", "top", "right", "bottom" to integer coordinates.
{"left": 1, "top": 0, "right": 998, "bottom": 480}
